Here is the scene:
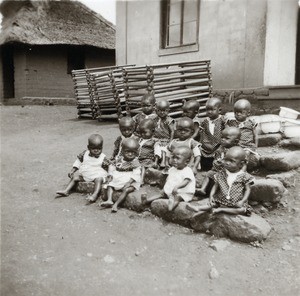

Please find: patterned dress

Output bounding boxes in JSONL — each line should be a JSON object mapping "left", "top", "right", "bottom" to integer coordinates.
{"left": 206, "top": 146, "right": 229, "bottom": 179}
{"left": 154, "top": 116, "right": 174, "bottom": 147}
{"left": 73, "top": 151, "right": 110, "bottom": 182}
{"left": 213, "top": 169, "right": 254, "bottom": 215}
{"left": 107, "top": 156, "right": 141, "bottom": 190}
{"left": 200, "top": 116, "right": 225, "bottom": 157}
{"left": 137, "top": 137, "right": 161, "bottom": 167}
{"left": 225, "top": 118, "right": 257, "bottom": 149}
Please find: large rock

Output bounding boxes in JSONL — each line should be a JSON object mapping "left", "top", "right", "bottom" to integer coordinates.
{"left": 150, "top": 199, "right": 195, "bottom": 227}
{"left": 260, "top": 151, "right": 300, "bottom": 171}
{"left": 191, "top": 212, "right": 271, "bottom": 243}
{"left": 279, "top": 138, "right": 300, "bottom": 149}
{"left": 258, "top": 133, "right": 282, "bottom": 147}
{"left": 144, "top": 168, "right": 167, "bottom": 188}
{"left": 75, "top": 181, "right": 95, "bottom": 194}
{"left": 124, "top": 185, "right": 161, "bottom": 212}
{"left": 249, "top": 179, "right": 286, "bottom": 204}
{"left": 266, "top": 171, "right": 297, "bottom": 188}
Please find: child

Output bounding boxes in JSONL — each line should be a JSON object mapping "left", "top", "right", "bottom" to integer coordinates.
{"left": 133, "top": 93, "right": 157, "bottom": 134}
{"left": 154, "top": 99, "right": 175, "bottom": 167}
{"left": 226, "top": 99, "right": 259, "bottom": 169}
{"left": 111, "top": 116, "right": 135, "bottom": 160}
{"left": 100, "top": 138, "right": 141, "bottom": 213}
{"left": 56, "top": 134, "right": 110, "bottom": 203}
{"left": 142, "top": 146, "right": 196, "bottom": 211}
{"left": 187, "top": 146, "right": 254, "bottom": 216}
{"left": 136, "top": 118, "right": 161, "bottom": 183}
{"left": 198, "top": 127, "right": 241, "bottom": 195}
{"left": 199, "top": 97, "right": 225, "bottom": 170}
{"left": 182, "top": 100, "right": 201, "bottom": 139}
{"left": 167, "top": 117, "right": 201, "bottom": 175}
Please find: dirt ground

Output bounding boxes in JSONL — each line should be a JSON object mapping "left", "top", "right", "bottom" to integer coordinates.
{"left": 1, "top": 105, "right": 300, "bottom": 296}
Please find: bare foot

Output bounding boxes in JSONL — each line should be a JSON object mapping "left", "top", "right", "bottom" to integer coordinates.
{"left": 99, "top": 201, "right": 114, "bottom": 208}
{"left": 186, "top": 203, "right": 199, "bottom": 212}
{"left": 168, "top": 197, "right": 174, "bottom": 211}
{"left": 111, "top": 205, "right": 118, "bottom": 213}
{"left": 56, "top": 190, "right": 69, "bottom": 197}
{"left": 85, "top": 194, "right": 97, "bottom": 203}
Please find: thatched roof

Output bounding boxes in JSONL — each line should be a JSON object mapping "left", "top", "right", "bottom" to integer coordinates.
{"left": 0, "top": 0, "right": 115, "bottom": 49}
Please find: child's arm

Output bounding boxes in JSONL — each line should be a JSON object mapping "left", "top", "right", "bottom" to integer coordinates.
{"left": 192, "top": 122, "right": 200, "bottom": 139}
{"left": 209, "top": 182, "right": 219, "bottom": 206}
{"left": 253, "top": 125, "right": 259, "bottom": 148}
{"left": 111, "top": 137, "right": 121, "bottom": 160}
{"left": 153, "top": 140, "right": 161, "bottom": 168}
{"left": 193, "top": 156, "right": 201, "bottom": 174}
{"left": 172, "top": 178, "right": 191, "bottom": 196}
{"left": 236, "top": 183, "right": 251, "bottom": 208}
{"left": 69, "top": 150, "right": 85, "bottom": 178}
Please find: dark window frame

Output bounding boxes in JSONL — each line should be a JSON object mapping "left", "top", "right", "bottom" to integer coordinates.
{"left": 161, "top": 0, "right": 200, "bottom": 49}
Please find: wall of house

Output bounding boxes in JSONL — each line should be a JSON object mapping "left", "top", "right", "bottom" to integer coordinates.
{"left": 116, "top": 0, "right": 294, "bottom": 89}
{"left": 12, "top": 45, "right": 115, "bottom": 99}
{"left": 264, "top": 0, "right": 298, "bottom": 86}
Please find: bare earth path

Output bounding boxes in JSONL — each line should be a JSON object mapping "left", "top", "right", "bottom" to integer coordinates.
{"left": 1, "top": 106, "right": 299, "bottom": 296}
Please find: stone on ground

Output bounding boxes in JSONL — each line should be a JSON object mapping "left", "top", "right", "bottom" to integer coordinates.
{"left": 144, "top": 168, "right": 167, "bottom": 188}
{"left": 249, "top": 179, "right": 286, "bottom": 203}
{"left": 266, "top": 171, "right": 296, "bottom": 188}
{"left": 260, "top": 151, "right": 300, "bottom": 171}
{"left": 258, "top": 133, "right": 282, "bottom": 147}
{"left": 191, "top": 211, "right": 271, "bottom": 243}
{"left": 150, "top": 199, "right": 195, "bottom": 227}
{"left": 75, "top": 181, "right": 95, "bottom": 194}
{"left": 209, "top": 239, "right": 231, "bottom": 252}
{"left": 279, "top": 137, "right": 300, "bottom": 149}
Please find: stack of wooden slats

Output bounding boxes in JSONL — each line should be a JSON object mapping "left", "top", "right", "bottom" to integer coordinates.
{"left": 123, "top": 60, "right": 212, "bottom": 118}
{"left": 72, "top": 66, "right": 126, "bottom": 119}
{"left": 71, "top": 60, "right": 212, "bottom": 120}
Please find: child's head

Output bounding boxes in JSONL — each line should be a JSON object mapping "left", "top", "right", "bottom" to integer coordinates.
{"left": 156, "top": 99, "right": 170, "bottom": 119}
{"left": 206, "top": 97, "right": 222, "bottom": 120}
{"left": 234, "top": 99, "right": 251, "bottom": 122}
{"left": 170, "top": 146, "right": 192, "bottom": 170}
{"left": 138, "top": 118, "right": 155, "bottom": 139}
{"left": 223, "top": 146, "right": 246, "bottom": 173}
{"left": 141, "top": 93, "right": 156, "bottom": 115}
{"left": 220, "top": 127, "right": 241, "bottom": 148}
{"left": 182, "top": 100, "right": 200, "bottom": 119}
{"left": 176, "top": 117, "right": 194, "bottom": 141}
{"left": 119, "top": 116, "right": 135, "bottom": 138}
{"left": 87, "top": 134, "right": 103, "bottom": 157}
{"left": 121, "top": 138, "right": 139, "bottom": 161}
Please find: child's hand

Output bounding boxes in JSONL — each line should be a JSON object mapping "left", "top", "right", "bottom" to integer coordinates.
{"left": 209, "top": 196, "right": 216, "bottom": 207}
{"left": 235, "top": 200, "right": 244, "bottom": 208}
{"left": 192, "top": 166, "right": 198, "bottom": 175}
{"left": 172, "top": 187, "right": 179, "bottom": 196}
{"left": 68, "top": 172, "right": 74, "bottom": 178}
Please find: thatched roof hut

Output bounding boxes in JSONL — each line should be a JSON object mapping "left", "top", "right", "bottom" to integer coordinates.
{"left": 0, "top": 0, "right": 115, "bottom": 49}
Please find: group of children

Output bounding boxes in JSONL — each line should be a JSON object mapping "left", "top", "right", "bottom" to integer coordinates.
{"left": 57, "top": 93, "right": 258, "bottom": 216}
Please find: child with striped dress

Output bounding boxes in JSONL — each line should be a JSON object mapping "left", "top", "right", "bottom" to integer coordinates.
{"left": 199, "top": 97, "right": 225, "bottom": 171}
{"left": 154, "top": 99, "right": 175, "bottom": 168}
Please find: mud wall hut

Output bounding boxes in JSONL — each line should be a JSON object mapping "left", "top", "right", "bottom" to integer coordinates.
{"left": 0, "top": 0, "right": 115, "bottom": 101}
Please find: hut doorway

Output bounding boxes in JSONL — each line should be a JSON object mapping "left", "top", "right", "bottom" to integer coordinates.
{"left": 1, "top": 44, "right": 15, "bottom": 98}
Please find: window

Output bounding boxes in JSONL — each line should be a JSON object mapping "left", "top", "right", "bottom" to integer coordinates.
{"left": 67, "top": 47, "right": 85, "bottom": 74}
{"left": 161, "top": 0, "right": 200, "bottom": 49}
